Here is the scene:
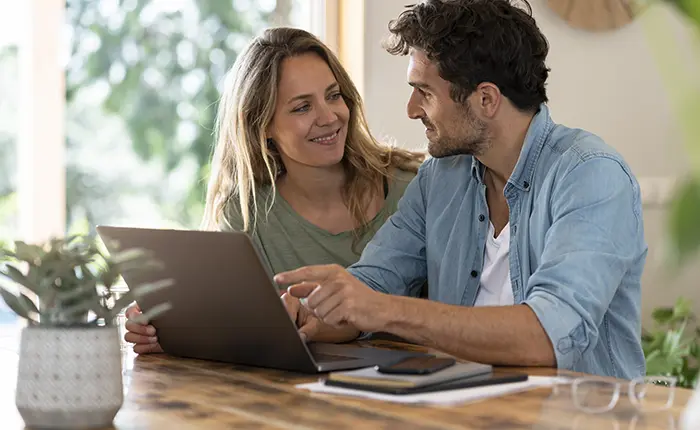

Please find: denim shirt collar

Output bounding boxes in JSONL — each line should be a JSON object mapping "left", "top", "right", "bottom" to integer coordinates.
{"left": 470, "top": 103, "right": 553, "bottom": 191}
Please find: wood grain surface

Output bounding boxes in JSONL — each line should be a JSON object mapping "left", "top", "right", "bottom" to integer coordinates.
{"left": 1, "top": 339, "right": 690, "bottom": 429}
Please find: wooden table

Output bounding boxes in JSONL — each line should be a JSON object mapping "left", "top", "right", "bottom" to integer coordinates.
{"left": 1, "top": 339, "right": 691, "bottom": 429}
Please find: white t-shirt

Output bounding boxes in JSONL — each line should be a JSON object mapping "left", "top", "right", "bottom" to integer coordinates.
{"left": 474, "top": 222, "right": 515, "bottom": 306}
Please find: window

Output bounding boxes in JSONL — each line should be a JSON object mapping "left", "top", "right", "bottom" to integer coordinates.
{"left": 0, "top": 0, "right": 21, "bottom": 347}
{"left": 64, "top": 0, "right": 326, "bottom": 234}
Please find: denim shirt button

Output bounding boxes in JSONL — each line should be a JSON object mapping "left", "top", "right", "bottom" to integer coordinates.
{"left": 478, "top": 214, "right": 485, "bottom": 222}
{"left": 512, "top": 225, "right": 517, "bottom": 234}
{"left": 470, "top": 270, "right": 478, "bottom": 278}
{"left": 523, "top": 181, "right": 530, "bottom": 189}
{"left": 557, "top": 337, "right": 574, "bottom": 354}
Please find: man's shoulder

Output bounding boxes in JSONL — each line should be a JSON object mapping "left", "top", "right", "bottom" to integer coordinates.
{"left": 547, "top": 124, "right": 626, "bottom": 166}
{"left": 419, "top": 155, "right": 476, "bottom": 182}
{"left": 542, "top": 124, "right": 633, "bottom": 180}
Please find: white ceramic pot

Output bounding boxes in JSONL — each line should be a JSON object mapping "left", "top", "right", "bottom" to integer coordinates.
{"left": 15, "top": 326, "right": 124, "bottom": 429}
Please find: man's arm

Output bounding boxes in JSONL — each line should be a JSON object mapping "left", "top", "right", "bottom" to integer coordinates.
{"left": 278, "top": 267, "right": 553, "bottom": 364}
{"left": 346, "top": 161, "right": 431, "bottom": 297}
{"left": 381, "top": 300, "right": 555, "bottom": 366}
{"left": 279, "top": 157, "right": 643, "bottom": 368}
{"left": 522, "top": 156, "right": 645, "bottom": 370}
{"left": 374, "top": 156, "right": 644, "bottom": 368}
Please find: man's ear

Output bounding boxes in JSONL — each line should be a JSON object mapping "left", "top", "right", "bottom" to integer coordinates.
{"left": 475, "top": 82, "right": 501, "bottom": 119}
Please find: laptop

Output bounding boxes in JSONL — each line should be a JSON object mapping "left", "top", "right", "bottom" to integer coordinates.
{"left": 96, "top": 226, "right": 421, "bottom": 373}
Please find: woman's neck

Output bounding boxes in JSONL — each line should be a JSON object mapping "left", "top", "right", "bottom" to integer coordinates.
{"left": 277, "top": 162, "right": 347, "bottom": 208}
{"left": 276, "top": 161, "right": 386, "bottom": 235}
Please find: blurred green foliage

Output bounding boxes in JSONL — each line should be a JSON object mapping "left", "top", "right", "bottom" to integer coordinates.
{"left": 64, "top": 0, "right": 252, "bottom": 230}
{"left": 63, "top": 0, "right": 294, "bottom": 232}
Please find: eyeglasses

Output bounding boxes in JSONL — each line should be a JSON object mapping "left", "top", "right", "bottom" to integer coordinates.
{"left": 572, "top": 375, "right": 677, "bottom": 414}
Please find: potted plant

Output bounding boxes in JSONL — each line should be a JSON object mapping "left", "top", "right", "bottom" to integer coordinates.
{"left": 0, "top": 235, "right": 173, "bottom": 429}
{"left": 642, "top": 297, "right": 700, "bottom": 389}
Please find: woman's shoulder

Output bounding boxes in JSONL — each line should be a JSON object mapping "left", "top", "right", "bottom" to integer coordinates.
{"left": 390, "top": 167, "right": 418, "bottom": 183}
{"left": 220, "top": 185, "right": 274, "bottom": 231}
{"left": 388, "top": 167, "right": 417, "bottom": 194}
{"left": 384, "top": 167, "right": 418, "bottom": 211}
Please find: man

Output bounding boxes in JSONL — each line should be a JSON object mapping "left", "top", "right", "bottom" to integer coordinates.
{"left": 274, "top": 0, "right": 647, "bottom": 379}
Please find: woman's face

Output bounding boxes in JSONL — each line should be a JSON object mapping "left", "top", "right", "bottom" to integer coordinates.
{"left": 267, "top": 53, "right": 349, "bottom": 171}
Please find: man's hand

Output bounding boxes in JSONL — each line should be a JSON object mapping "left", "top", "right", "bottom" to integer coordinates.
{"left": 274, "top": 264, "right": 391, "bottom": 333}
{"left": 280, "top": 292, "right": 321, "bottom": 343}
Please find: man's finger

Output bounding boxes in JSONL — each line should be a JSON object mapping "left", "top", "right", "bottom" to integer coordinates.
{"left": 287, "top": 282, "right": 322, "bottom": 300}
{"left": 280, "top": 293, "right": 300, "bottom": 320}
{"left": 322, "top": 302, "right": 350, "bottom": 327}
{"left": 274, "top": 264, "right": 338, "bottom": 285}
{"left": 298, "top": 320, "right": 320, "bottom": 343}
{"left": 124, "top": 320, "right": 156, "bottom": 336}
{"left": 313, "top": 291, "right": 344, "bottom": 321}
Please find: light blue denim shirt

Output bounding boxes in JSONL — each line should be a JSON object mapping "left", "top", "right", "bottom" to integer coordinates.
{"left": 348, "top": 104, "right": 647, "bottom": 379}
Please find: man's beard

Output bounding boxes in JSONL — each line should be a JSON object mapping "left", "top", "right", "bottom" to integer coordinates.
{"left": 426, "top": 104, "right": 491, "bottom": 158}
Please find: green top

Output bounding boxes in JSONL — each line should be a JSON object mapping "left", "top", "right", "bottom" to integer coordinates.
{"left": 221, "top": 169, "right": 416, "bottom": 277}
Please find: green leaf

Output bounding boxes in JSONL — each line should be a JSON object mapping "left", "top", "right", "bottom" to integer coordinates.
{"left": 662, "top": 328, "right": 685, "bottom": 355}
{"left": 110, "top": 278, "right": 174, "bottom": 314}
{"left": 13, "top": 241, "right": 45, "bottom": 264}
{"left": 110, "top": 248, "right": 149, "bottom": 265}
{"left": 58, "top": 297, "right": 101, "bottom": 323}
{"left": 672, "top": 296, "right": 694, "bottom": 320}
{"left": 128, "top": 302, "right": 172, "bottom": 325}
{"left": 670, "top": 0, "right": 700, "bottom": 28}
{"left": 0, "top": 289, "right": 38, "bottom": 322}
{"left": 645, "top": 351, "right": 675, "bottom": 376}
{"left": 652, "top": 307, "right": 674, "bottom": 325}
{"left": 668, "top": 177, "right": 700, "bottom": 262}
{"left": 54, "top": 278, "right": 97, "bottom": 303}
{"left": 100, "top": 267, "right": 120, "bottom": 291}
{"left": 0, "top": 265, "right": 41, "bottom": 295}
{"left": 642, "top": 331, "right": 666, "bottom": 355}
{"left": 691, "top": 341, "right": 700, "bottom": 361}
{"left": 113, "top": 258, "right": 164, "bottom": 277}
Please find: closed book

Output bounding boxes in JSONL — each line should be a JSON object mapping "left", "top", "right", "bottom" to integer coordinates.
{"left": 326, "top": 361, "right": 493, "bottom": 389}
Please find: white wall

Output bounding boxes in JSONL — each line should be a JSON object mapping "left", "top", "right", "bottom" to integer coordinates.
{"left": 360, "top": 0, "right": 700, "bottom": 328}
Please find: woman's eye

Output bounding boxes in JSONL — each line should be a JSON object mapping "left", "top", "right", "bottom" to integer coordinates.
{"left": 292, "top": 104, "right": 310, "bottom": 113}
{"left": 329, "top": 92, "right": 342, "bottom": 100}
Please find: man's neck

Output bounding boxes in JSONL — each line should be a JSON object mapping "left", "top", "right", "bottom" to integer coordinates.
{"left": 476, "top": 110, "right": 536, "bottom": 190}
{"left": 277, "top": 161, "right": 347, "bottom": 207}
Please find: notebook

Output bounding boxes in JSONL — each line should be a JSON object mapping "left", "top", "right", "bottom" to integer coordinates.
{"left": 326, "top": 361, "right": 493, "bottom": 389}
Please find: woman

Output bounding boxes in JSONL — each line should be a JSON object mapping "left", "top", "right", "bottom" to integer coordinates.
{"left": 124, "top": 27, "right": 425, "bottom": 353}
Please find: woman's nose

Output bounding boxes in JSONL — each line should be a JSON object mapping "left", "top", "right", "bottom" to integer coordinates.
{"left": 316, "top": 102, "right": 338, "bottom": 126}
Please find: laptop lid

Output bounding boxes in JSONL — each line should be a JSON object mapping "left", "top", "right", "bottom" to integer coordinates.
{"left": 96, "top": 226, "right": 322, "bottom": 373}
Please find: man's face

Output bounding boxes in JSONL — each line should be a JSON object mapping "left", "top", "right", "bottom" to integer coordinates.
{"left": 406, "top": 50, "right": 491, "bottom": 158}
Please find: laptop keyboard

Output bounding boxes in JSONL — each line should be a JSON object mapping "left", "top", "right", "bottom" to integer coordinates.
{"left": 313, "top": 352, "right": 357, "bottom": 362}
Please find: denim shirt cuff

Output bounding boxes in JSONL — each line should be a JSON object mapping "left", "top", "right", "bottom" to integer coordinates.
{"left": 524, "top": 297, "right": 587, "bottom": 371}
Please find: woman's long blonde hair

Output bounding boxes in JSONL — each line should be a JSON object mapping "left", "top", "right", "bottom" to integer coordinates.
{"left": 201, "top": 27, "right": 425, "bottom": 238}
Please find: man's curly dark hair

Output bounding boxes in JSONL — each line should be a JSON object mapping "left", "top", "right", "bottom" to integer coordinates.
{"left": 385, "top": 0, "right": 550, "bottom": 112}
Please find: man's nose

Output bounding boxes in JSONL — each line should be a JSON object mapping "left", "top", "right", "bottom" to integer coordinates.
{"left": 407, "top": 90, "right": 424, "bottom": 120}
